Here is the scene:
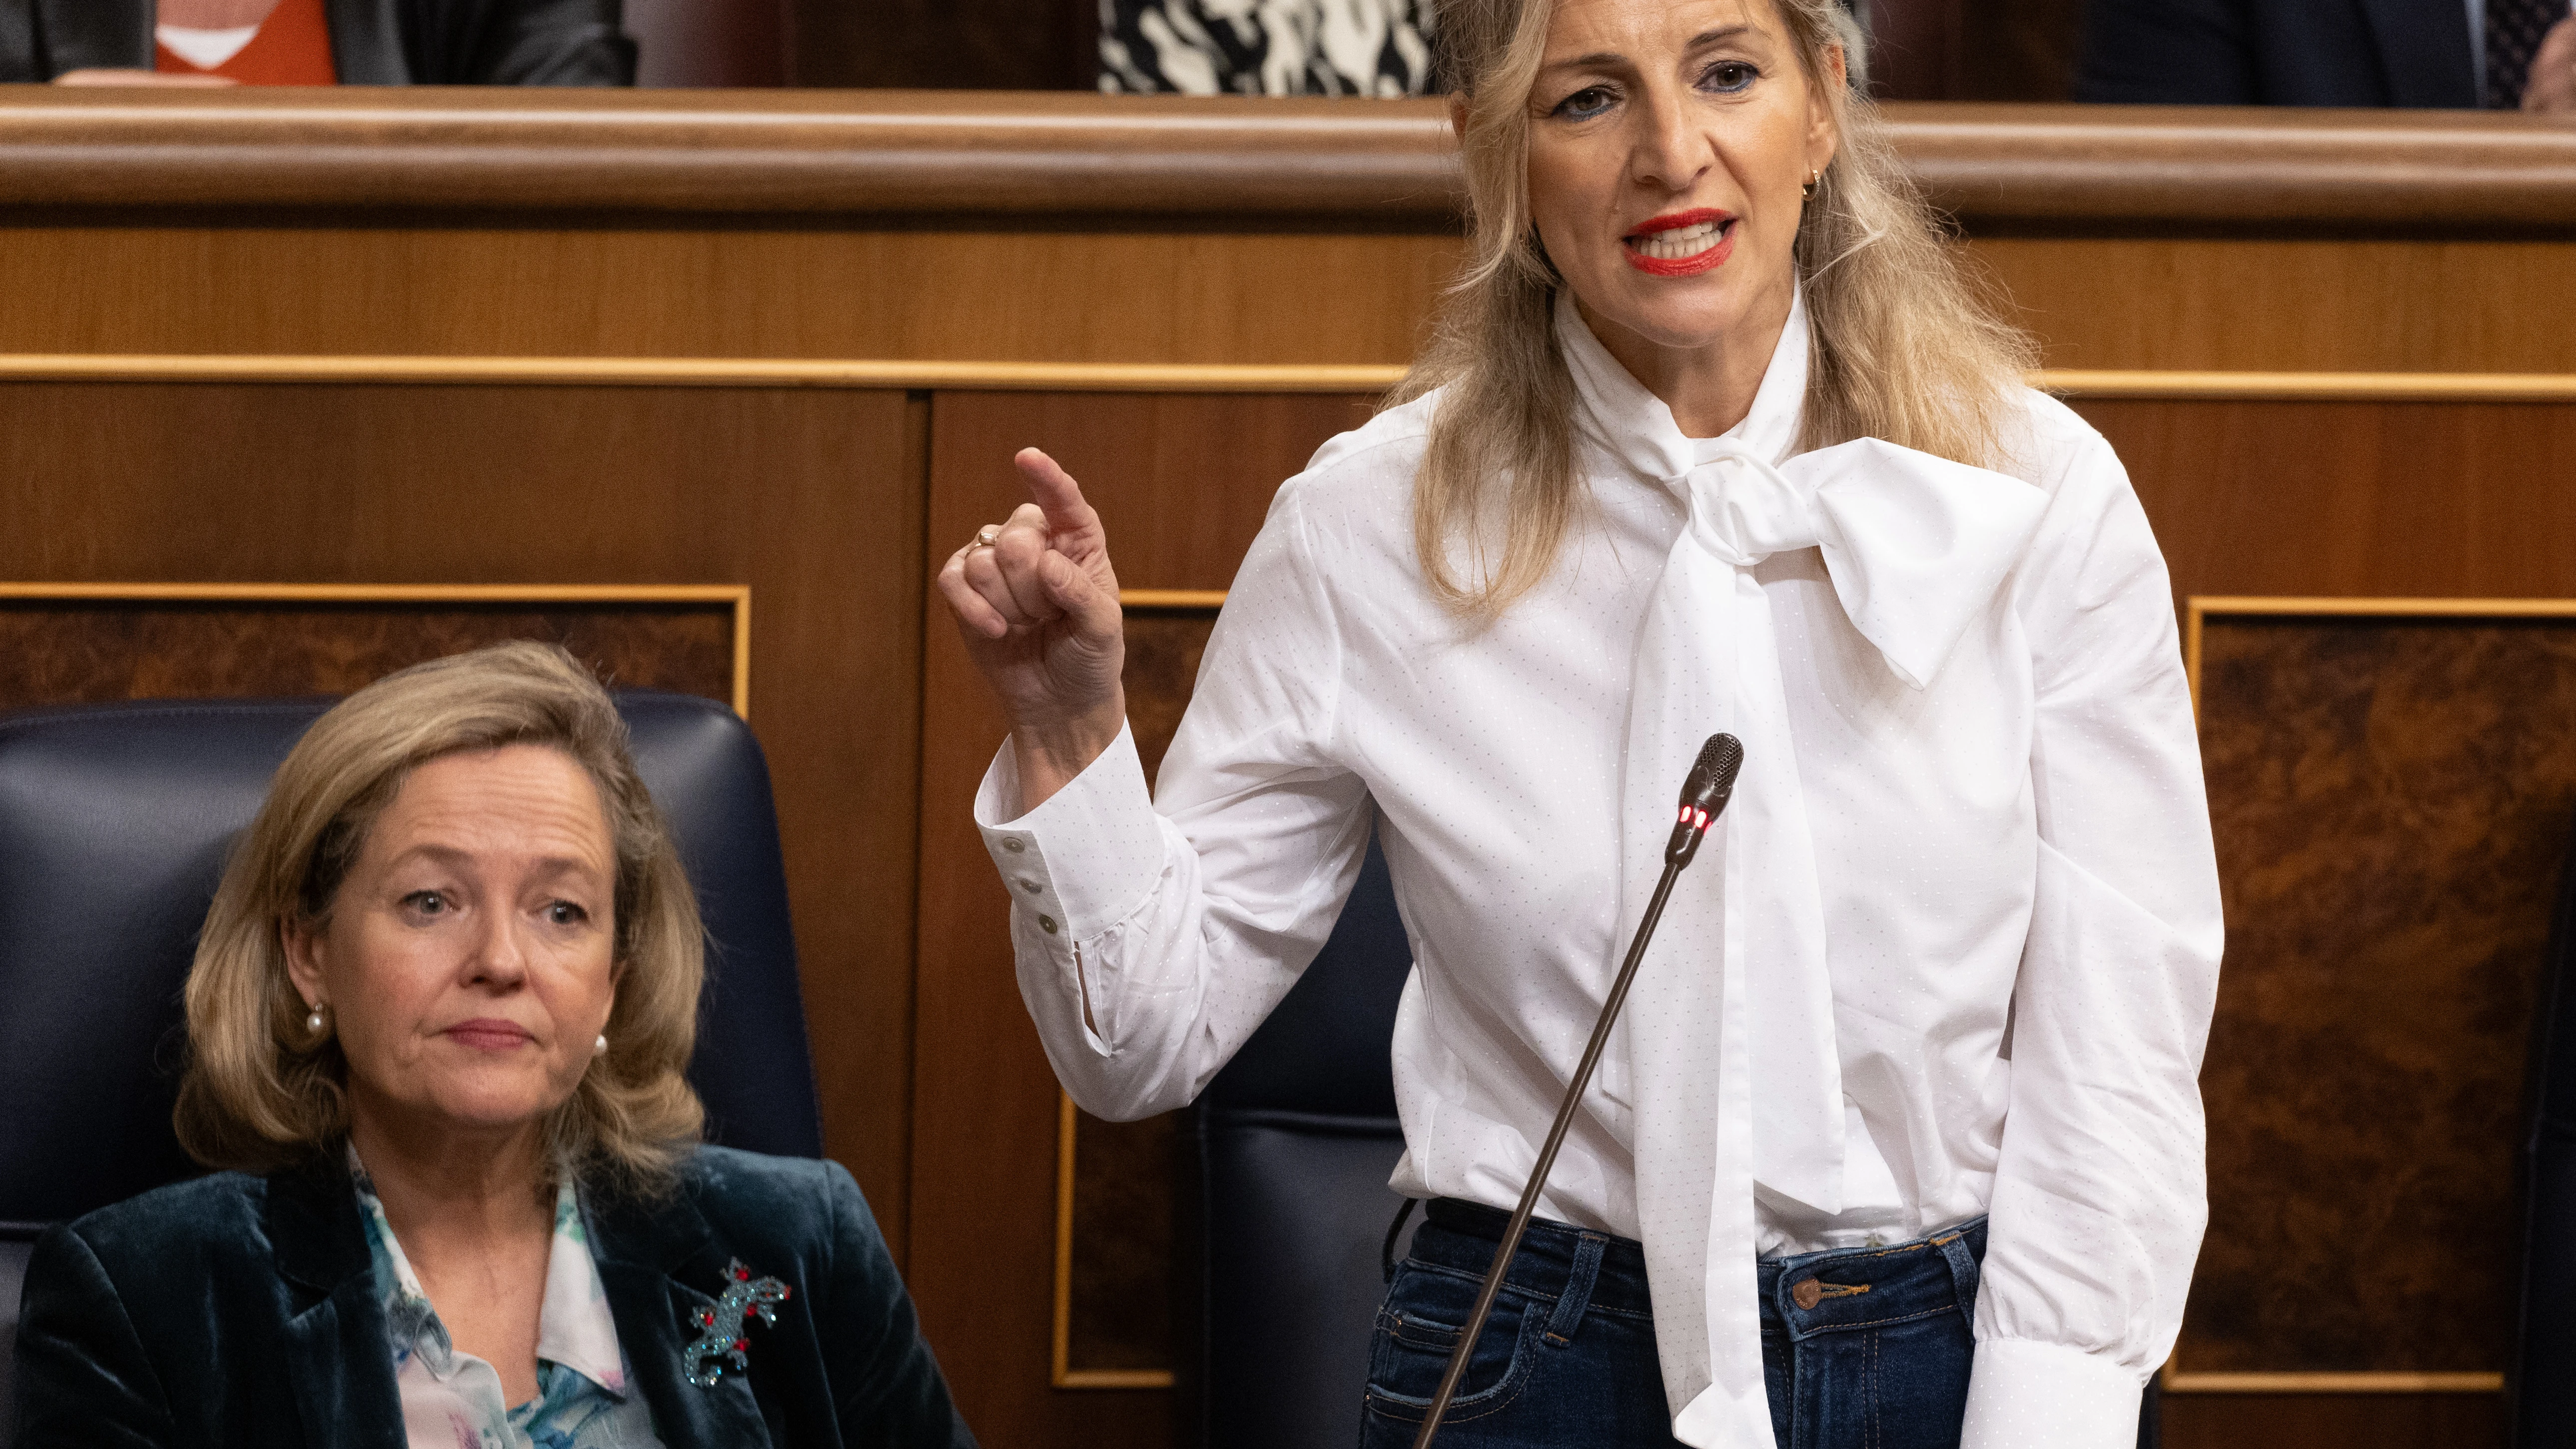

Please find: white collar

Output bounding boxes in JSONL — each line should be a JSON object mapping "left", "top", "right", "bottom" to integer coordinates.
{"left": 1558, "top": 286, "right": 1811, "bottom": 483}
{"left": 349, "top": 1146, "right": 632, "bottom": 1399}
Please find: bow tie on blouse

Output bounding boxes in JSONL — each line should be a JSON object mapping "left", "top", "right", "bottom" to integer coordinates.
{"left": 1561, "top": 296, "right": 2047, "bottom": 1446}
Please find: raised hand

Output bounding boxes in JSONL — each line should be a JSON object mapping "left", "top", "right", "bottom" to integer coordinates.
{"left": 935, "top": 448, "right": 1128, "bottom": 811}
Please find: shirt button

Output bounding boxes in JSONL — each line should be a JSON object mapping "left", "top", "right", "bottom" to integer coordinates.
{"left": 1002, "top": 837, "right": 1026, "bottom": 854}
{"left": 1038, "top": 915, "right": 1059, "bottom": 934}
{"left": 1019, "top": 878, "right": 1043, "bottom": 894}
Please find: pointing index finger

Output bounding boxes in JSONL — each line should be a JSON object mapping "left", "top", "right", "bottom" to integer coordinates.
{"left": 1014, "top": 448, "right": 1099, "bottom": 537}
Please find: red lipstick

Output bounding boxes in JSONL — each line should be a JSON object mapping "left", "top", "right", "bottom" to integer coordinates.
{"left": 1623, "top": 208, "right": 1735, "bottom": 277}
{"left": 444, "top": 1018, "right": 534, "bottom": 1052}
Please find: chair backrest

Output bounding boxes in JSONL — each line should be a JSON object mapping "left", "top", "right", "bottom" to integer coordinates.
{"left": 2513, "top": 822, "right": 2576, "bottom": 1445}
{"left": 1182, "top": 831, "right": 1417, "bottom": 1449}
{"left": 0, "top": 692, "right": 823, "bottom": 1441}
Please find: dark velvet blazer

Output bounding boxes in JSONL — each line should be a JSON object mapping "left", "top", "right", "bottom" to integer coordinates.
{"left": 0, "top": 0, "right": 633, "bottom": 84}
{"left": 2073, "top": 0, "right": 2479, "bottom": 107}
{"left": 10, "top": 1146, "right": 976, "bottom": 1449}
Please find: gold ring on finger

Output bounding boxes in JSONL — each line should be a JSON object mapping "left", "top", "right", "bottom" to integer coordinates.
{"left": 973, "top": 525, "right": 1001, "bottom": 549}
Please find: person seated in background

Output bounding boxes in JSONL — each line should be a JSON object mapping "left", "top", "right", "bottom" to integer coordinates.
{"left": 1, "top": 0, "right": 635, "bottom": 86}
{"left": 11, "top": 643, "right": 974, "bottom": 1448}
{"left": 1100, "top": 0, "right": 1440, "bottom": 94}
{"left": 2075, "top": 0, "right": 2575, "bottom": 111}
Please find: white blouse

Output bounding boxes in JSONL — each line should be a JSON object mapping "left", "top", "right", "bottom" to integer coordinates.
{"left": 974, "top": 298, "right": 2222, "bottom": 1449}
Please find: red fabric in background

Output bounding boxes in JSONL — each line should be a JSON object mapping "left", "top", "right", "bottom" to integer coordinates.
{"left": 153, "top": 0, "right": 337, "bottom": 84}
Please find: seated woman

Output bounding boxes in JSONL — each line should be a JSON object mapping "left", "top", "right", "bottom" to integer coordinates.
{"left": 2, "top": 0, "right": 634, "bottom": 85}
{"left": 12, "top": 643, "right": 973, "bottom": 1448}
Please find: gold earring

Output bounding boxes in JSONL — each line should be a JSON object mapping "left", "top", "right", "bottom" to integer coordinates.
{"left": 1801, "top": 168, "right": 1820, "bottom": 199}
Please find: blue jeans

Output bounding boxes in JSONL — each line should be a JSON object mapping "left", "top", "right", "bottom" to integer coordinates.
{"left": 1360, "top": 1198, "right": 1985, "bottom": 1449}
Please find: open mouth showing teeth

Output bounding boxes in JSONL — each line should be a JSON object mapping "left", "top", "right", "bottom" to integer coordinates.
{"left": 1626, "top": 218, "right": 1732, "bottom": 260}
{"left": 1628, "top": 217, "right": 1731, "bottom": 260}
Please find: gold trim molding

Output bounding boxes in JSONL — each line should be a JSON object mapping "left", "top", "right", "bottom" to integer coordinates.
{"left": 1051, "top": 1092, "right": 1177, "bottom": 1391}
{"left": 0, "top": 581, "right": 752, "bottom": 719}
{"left": 2170, "top": 593, "right": 2576, "bottom": 1395}
{"left": 2043, "top": 371, "right": 2576, "bottom": 402}
{"left": 1119, "top": 589, "right": 1230, "bottom": 610}
{"left": 2, "top": 354, "right": 2573, "bottom": 403}
{"left": 2185, "top": 594, "right": 2576, "bottom": 713}
{"left": 0, "top": 354, "right": 1409, "bottom": 395}
{"left": 2163, "top": 1369, "right": 2505, "bottom": 1394}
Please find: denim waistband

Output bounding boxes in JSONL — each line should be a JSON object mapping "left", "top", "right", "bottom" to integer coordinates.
{"left": 1756, "top": 1217, "right": 1987, "bottom": 1342}
{"left": 1417, "top": 1199, "right": 1987, "bottom": 1343}
{"left": 1416, "top": 1198, "right": 1657, "bottom": 1319}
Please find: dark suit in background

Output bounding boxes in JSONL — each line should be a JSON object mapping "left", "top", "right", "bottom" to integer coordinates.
{"left": 0, "top": 0, "right": 635, "bottom": 84}
{"left": 2075, "top": 0, "right": 2479, "bottom": 106}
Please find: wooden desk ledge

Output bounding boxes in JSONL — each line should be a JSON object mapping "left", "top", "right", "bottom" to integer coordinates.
{"left": 0, "top": 91, "right": 2570, "bottom": 227}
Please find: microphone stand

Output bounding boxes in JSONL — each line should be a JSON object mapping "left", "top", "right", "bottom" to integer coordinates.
{"left": 1410, "top": 734, "right": 1744, "bottom": 1449}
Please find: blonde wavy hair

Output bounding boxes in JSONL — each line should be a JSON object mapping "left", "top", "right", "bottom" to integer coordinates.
{"left": 1391, "top": 0, "right": 2038, "bottom": 616}
{"left": 174, "top": 642, "right": 706, "bottom": 1193}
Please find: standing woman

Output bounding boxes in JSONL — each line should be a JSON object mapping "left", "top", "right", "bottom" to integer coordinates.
{"left": 937, "top": 0, "right": 2221, "bottom": 1444}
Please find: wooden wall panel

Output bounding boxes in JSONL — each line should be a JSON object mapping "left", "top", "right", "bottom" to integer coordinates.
{"left": 2188, "top": 613, "right": 2576, "bottom": 1378}
{"left": 911, "top": 391, "right": 1369, "bottom": 1448}
{"left": 1, "top": 223, "right": 2572, "bottom": 376}
{"left": 1982, "top": 239, "right": 2576, "bottom": 374}
{"left": 0, "top": 380, "right": 927, "bottom": 1258}
{"left": 2071, "top": 398, "right": 2576, "bottom": 602}
{"left": 0, "top": 223, "right": 1462, "bottom": 366}
{"left": 0, "top": 598, "right": 734, "bottom": 708}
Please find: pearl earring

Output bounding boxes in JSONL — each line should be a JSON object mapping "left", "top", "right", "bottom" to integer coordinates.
{"left": 306, "top": 1004, "right": 327, "bottom": 1034}
{"left": 594, "top": 1033, "right": 609, "bottom": 1057}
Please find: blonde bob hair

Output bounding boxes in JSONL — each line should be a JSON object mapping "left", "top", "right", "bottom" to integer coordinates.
{"left": 1392, "top": 0, "right": 2038, "bottom": 617}
{"left": 174, "top": 642, "right": 706, "bottom": 1192}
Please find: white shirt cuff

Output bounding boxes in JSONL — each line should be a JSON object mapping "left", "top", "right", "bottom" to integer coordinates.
{"left": 972, "top": 722, "right": 1167, "bottom": 940}
{"left": 1961, "top": 1338, "right": 2144, "bottom": 1449}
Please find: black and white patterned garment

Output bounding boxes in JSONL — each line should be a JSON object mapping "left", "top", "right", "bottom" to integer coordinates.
{"left": 1100, "top": 0, "right": 1441, "bottom": 95}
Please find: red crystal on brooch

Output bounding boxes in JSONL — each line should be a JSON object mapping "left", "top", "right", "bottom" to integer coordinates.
{"left": 682, "top": 1259, "right": 792, "bottom": 1388}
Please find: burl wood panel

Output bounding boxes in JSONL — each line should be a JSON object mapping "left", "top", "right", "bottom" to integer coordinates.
{"left": 2186, "top": 616, "right": 2576, "bottom": 1378}
{"left": 912, "top": 393, "right": 1365, "bottom": 1447}
{"left": 0, "top": 602, "right": 732, "bottom": 709}
{"left": 1065, "top": 608, "right": 1215, "bottom": 1375}
{"left": 0, "top": 380, "right": 926, "bottom": 1262}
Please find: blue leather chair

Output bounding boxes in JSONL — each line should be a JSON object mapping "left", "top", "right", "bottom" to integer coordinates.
{"left": 2512, "top": 827, "right": 2576, "bottom": 1446}
{"left": 0, "top": 692, "right": 825, "bottom": 1442}
{"left": 1178, "top": 830, "right": 2163, "bottom": 1449}
{"left": 1181, "top": 831, "right": 1417, "bottom": 1449}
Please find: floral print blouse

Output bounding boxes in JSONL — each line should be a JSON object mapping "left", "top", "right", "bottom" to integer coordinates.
{"left": 350, "top": 1150, "right": 667, "bottom": 1449}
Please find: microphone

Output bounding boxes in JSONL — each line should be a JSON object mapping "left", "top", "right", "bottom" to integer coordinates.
{"left": 1412, "top": 734, "right": 1744, "bottom": 1449}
